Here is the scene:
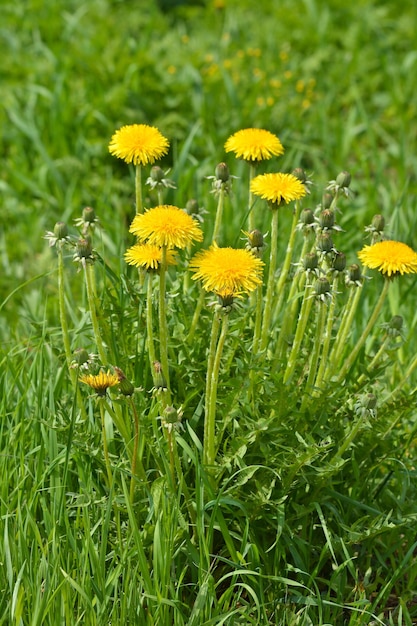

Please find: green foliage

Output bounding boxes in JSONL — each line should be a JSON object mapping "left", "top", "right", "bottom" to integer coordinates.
{"left": 2, "top": 0, "right": 417, "bottom": 624}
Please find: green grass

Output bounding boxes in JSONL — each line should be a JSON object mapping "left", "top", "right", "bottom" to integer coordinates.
{"left": 2, "top": 0, "right": 417, "bottom": 624}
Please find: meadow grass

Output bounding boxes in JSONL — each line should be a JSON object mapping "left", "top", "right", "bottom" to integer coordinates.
{"left": 2, "top": 0, "right": 417, "bottom": 624}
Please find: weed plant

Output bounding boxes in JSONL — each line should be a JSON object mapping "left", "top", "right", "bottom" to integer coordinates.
{"left": 2, "top": 1, "right": 417, "bottom": 625}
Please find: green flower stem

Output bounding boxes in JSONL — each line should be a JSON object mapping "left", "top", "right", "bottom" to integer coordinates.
{"left": 135, "top": 164, "right": 143, "bottom": 214}
{"left": 58, "top": 245, "right": 73, "bottom": 372}
{"left": 273, "top": 200, "right": 302, "bottom": 317}
{"left": 248, "top": 162, "right": 256, "bottom": 232}
{"left": 157, "top": 188, "right": 164, "bottom": 206}
{"left": 129, "top": 397, "right": 147, "bottom": 503}
{"left": 203, "top": 310, "right": 222, "bottom": 469}
{"left": 331, "top": 415, "right": 365, "bottom": 464}
{"left": 99, "top": 399, "right": 113, "bottom": 488}
{"left": 383, "top": 350, "right": 417, "bottom": 405}
{"left": 313, "top": 274, "right": 339, "bottom": 395}
{"left": 187, "top": 288, "right": 205, "bottom": 344}
{"left": 158, "top": 246, "right": 171, "bottom": 395}
{"left": 212, "top": 184, "right": 226, "bottom": 243}
{"left": 283, "top": 279, "right": 314, "bottom": 384}
{"left": 356, "top": 335, "right": 390, "bottom": 387}
{"left": 324, "top": 276, "right": 366, "bottom": 383}
{"left": 101, "top": 397, "right": 131, "bottom": 449}
{"left": 336, "top": 278, "right": 391, "bottom": 384}
{"left": 260, "top": 208, "right": 279, "bottom": 352}
{"left": 84, "top": 262, "right": 108, "bottom": 366}
{"left": 300, "top": 300, "right": 327, "bottom": 411}
{"left": 251, "top": 283, "right": 263, "bottom": 355}
{"left": 146, "top": 274, "right": 157, "bottom": 374}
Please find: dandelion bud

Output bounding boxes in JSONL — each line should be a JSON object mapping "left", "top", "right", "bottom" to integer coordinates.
{"left": 346, "top": 263, "right": 363, "bottom": 287}
{"left": 322, "top": 193, "right": 333, "bottom": 209}
{"left": 314, "top": 276, "right": 331, "bottom": 298}
{"left": 336, "top": 170, "right": 351, "bottom": 188}
{"left": 299, "top": 208, "right": 315, "bottom": 226}
{"left": 292, "top": 167, "right": 307, "bottom": 183}
{"left": 247, "top": 229, "right": 264, "bottom": 249}
{"left": 331, "top": 251, "right": 346, "bottom": 272}
{"left": 316, "top": 232, "right": 334, "bottom": 254}
{"left": 370, "top": 214, "right": 385, "bottom": 233}
{"left": 54, "top": 221, "right": 69, "bottom": 239}
{"left": 72, "top": 348, "right": 90, "bottom": 367}
{"left": 150, "top": 166, "right": 165, "bottom": 183}
{"left": 185, "top": 199, "right": 200, "bottom": 215}
{"left": 163, "top": 405, "right": 180, "bottom": 424}
{"left": 114, "top": 367, "right": 135, "bottom": 396}
{"left": 318, "top": 209, "right": 335, "bottom": 230}
{"left": 152, "top": 361, "right": 167, "bottom": 390}
{"left": 81, "top": 206, "right": 97, "bottom": 224}
{"left": 302, "top": 252, "right": 318, "bottom": 271}
{"left": 215, "top": 162, "right": 230, "bottom": 182}
{"left": 76, "top": 237, "right": 93, "bottom": 259}
{"left": 364, "top": 393, "right": 377, "bottom": 410}
{"left": 389, "top": 315, "right": 403, "bottom": 331}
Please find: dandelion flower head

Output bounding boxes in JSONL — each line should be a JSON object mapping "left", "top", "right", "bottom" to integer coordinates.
{"left": 250, "top": 172, "right": 307, "bottom": 206}
{"left": 129, "top": 205, "right": 203, "bottom": 249}
{"left": 224, "top": 128, "right": 284, "bottom": 162}
{"left": 108, "top": 124, "right": 169, "bottom": 166}
{"left": 190, "top": 244, "right": 264, "bottom": 297}
{"left": 79, "top": 370, "right": 120, "bottom": 396}
{"left": 358, "top": 240, "right": 417, "bottom": 277}
{"left": 125, "top": 243, "right": 177, "bottom": 270}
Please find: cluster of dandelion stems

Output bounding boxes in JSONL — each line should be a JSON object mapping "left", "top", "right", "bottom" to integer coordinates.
{"left": 50, "top": 124, "right": 417, "bottom": 497}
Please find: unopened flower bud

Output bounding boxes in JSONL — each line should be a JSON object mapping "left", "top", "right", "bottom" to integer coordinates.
{"left": 346, "top": 263, "right": 363, "bottom": 286}
{"left": 316, "top": 232, "right": 334, "bottom": 253}
{"left": 322, "top": 193, "right": 333, "bottom": 209}
{"left": 370, "top": 214, "right": 385, "bottom": 232}
{"left": 299, "top": 208, "right": 315, "bottom": 226}
{"left": 81, "top": 206, "right": 97, "bottom": 224}
{"left": 114, "top": 367, "right": 135, "bottom": 396}
{"left": 76, "top": 237, "right": 93, "bottom": 259}
{"left": 292, "top": 167, "right": 307, "bottom": 183}
{"left": 247, "top": 229, "right": 264, "bottom": 249}
{"left": 318, "top": 209, "right": 335, "bottom": 230}
{"left": 72, "top": 348, "right": 90, "bottom": 367}
{"left": 215, "top": 162, "right": 230, "bottom": 182}
{"left": 185, "top": 199, "right": 200, "bottom": 215}
{"left": 336, "top": 170, "right": 351, "bottom": 188}
{"left": 152, "top": 361, "right": 167, "bottom": 390}
{"left": 314, "top": 277, "right": 331, "bottom": 298}
{"left": 163, "top": 405, "right": 180, "bottom": 424}
{"left": 54, "top": 221, "right": 69, "bottom": 239}
{"left": 331, "top": 251, "right": 346, "bottom": 272}
{"left": 389, "top": 315, "right": 403, "bottom": 331}
{"left": 150, "top": 166, "right": 165, "bottom": 183}
{"left": 302, "top": 252, "right": 318, "bottom": 271}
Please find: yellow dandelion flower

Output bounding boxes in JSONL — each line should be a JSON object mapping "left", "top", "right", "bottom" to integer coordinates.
{"left": 250, "top": 172, "right": 307, "bottom": 206}
{"left": 124, "top": 243, "right": 177, "bottom": 270}
{"left": 358, "top": 240, "right": 417, "bottom": 277}
{"left": 224, "top": 128, "right": 284, "bottom": 162}
{"left": 79, "top": 370, "right": 120, "bottom": 396}
{"left": 190, "top": 244, "right": 264, "bottom": 298}
{"left": 129, "top": 205, "right": 203, "bottom": 249}
{"left": 108, "top": 124, "right": 169, "bottom": 166}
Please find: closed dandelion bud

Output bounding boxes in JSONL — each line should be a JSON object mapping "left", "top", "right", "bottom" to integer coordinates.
{"left": 150, "top": 166, "right": 165, "bottom": 183}
{"left": 215, "top": 162, "right": 230, "bottom": 182}
{"left": 82, "top": 206, "right": 97, "bottom": 224}
{"left": 247, "top": 229, "right": 264, "bottom": 249}
{"left": 314, "top": 276, "right": 331, "bottom": 298}
{"left": 303, "top": 252, "right": 319, "bottom": 271}
{"left": 332, "top": 251, "right": 347, "bottom": 272}
{"left": 114, "top": 367, "right": 135, "bottom": 396}
{"left": 346, "top": 263, "right": 363, "bottom": 286}
{"left": 336, "top": 170, "right": 351, "bottom": 188}
{"left": 389, "top": 315, "right": 403, "bottom": 332}
{"left": 185, "top": 199, "right": 200, "bottom": 215}
{"left": 371, "top": 214, "right": 385, "bottom": 233}
{"left": 54, "top": 221, "right": 69, "bottom": 239}
{"left": 163, "top": 405, "right": 180, "bottom": 424}
{"left": 300, "top": 208, "right": 315, "bottom": 226}
{"left": 322, "top": 193, "right": 333, "bottom": 209}
{"left": 76, "top": 237, "right": 93, "bottom": 259}
{"left": 152, "top": 361, "right": 167, "bottom": 390}
{"left": 319, "top": 209, "right": 335, "bottom": 230}
{"left": 317, "top": 232, "right": 334, "bottom": 253}
{"left": 292, "top": 167, "right": 307, "bottom": 183}
{"left": 72, "top": 347, "right": 90, "bottom": 367}
{"left": 365, "top": 393, "right": 377, "bottom": 410}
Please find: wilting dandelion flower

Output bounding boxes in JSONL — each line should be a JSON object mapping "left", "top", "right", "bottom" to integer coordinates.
{"left": 79, "top": 370, "right": 120, "bottom": 396}
{"left": 124, "top": 243, "right": 177, "bottom": 270}
{"left": 190, "top": 244, "right": 264, "bottom": 298}
{"left": 251, "top": 172, "right": 307, "bottom": 206}
{"left": 108, "top": 124, "right": 169, "bottom": 166}
{"left": 358, "top": 240, "right": 417, "bottom": 277}
{"left": 129, "top": 205, "right": 203, "bottom": 249}
{"left": 225, "top": 128, "right": 284, "bottom": 162}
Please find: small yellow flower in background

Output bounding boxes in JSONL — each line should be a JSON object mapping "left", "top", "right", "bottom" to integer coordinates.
{"left": 79, "top": 370, "right": 120, "bottom": 396}
{"left": 129, "top": 205, "right": 203, "bottom": 249}
{"left": 358, "top": 240, "right": 417, "bottom": 277}
{"left": 108, "top": 124, "right": 169, "bottom": 166}
{"left": 190, "top": 244, "right": 264, "bottom": 298}
{"left": 224, "top": 128, "right": 284, "bottom": 162}
{"left": 251, "top": 172, "right": 307, "bottom": 206}
{"left": 125, "top": 243, "right": 177, "bottom": 270}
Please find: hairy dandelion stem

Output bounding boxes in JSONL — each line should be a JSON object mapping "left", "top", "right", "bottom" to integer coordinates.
{"left": 283, "top": 279, "right": 314, "bottom": 383}
{"left": 135, "top": 164, "right": 143, "bottom": 214}
{"left": 158, "top": 246, "right": 171, "bottom": 394}
{"left": 84, "top": 262, "right": 108, "bottom": 366}
{"left": 260, "top": 208, "right": 279, "bottom": 352}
